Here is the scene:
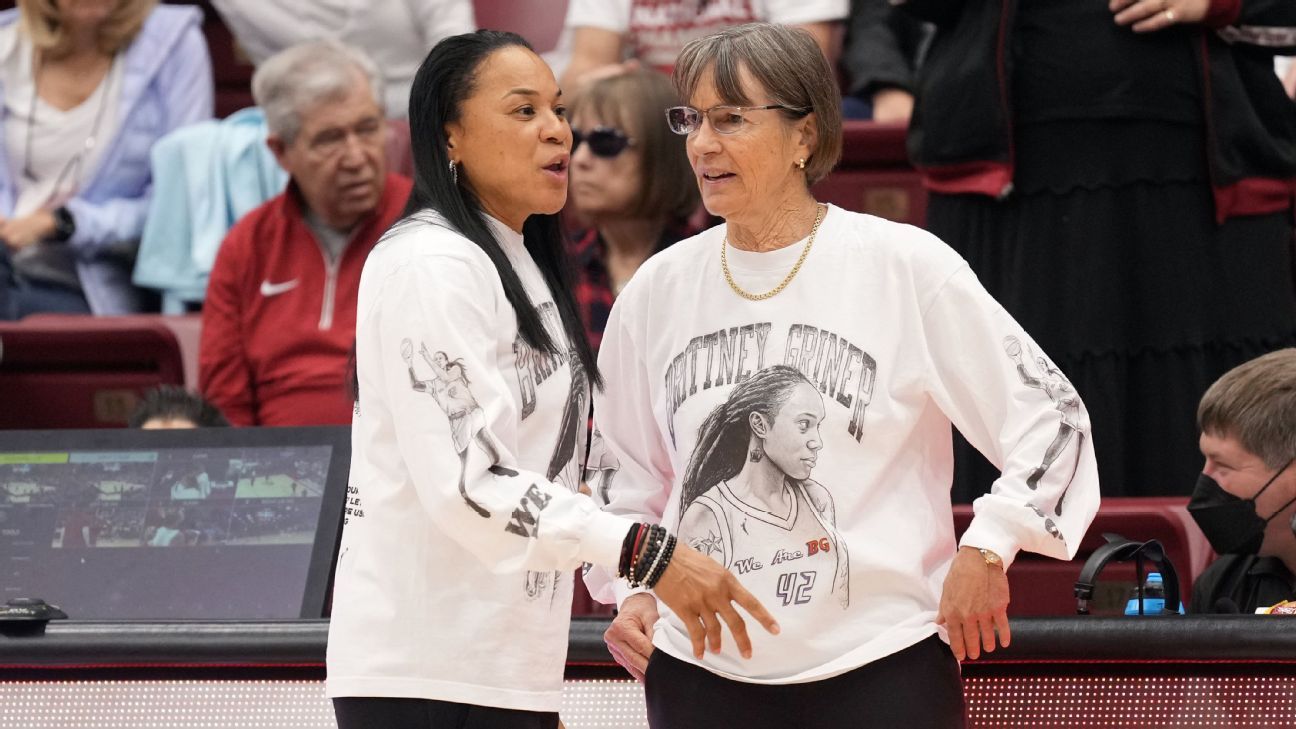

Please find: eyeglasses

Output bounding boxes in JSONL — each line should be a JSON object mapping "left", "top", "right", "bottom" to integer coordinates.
{"left": 666, "top": 104, "right": 809, "bottom": 135}
{"left": 304, "top": 117, "right": 385, "bottom": 159}
{"left": 572, "top": 126, "right": 634, "bottom": 158}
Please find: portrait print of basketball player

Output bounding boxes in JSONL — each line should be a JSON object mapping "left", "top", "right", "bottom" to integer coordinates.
{"left": 1004, "top": 335, "right": 1085, "bottom": 516}
{"left": 525, "top": 347, "right": 591, "bottom": 604}
{"left": 546, "top": 347, "right": 588, "bottom": 493}
{"left": 678, "top": 365, "right": 850, "bottom": 609}
{"left": 402, "top": 338, "right": 504, "bottom": 518}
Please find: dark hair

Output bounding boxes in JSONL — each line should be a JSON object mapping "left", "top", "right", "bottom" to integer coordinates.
{"left": 679, "top": 366, "right": 812, "bottom": 512}
{"left": 400, "top": 29, "right": 601, "bottom": 388}
{"left": 128, "top": 386, "right": 229, "bottom": 428}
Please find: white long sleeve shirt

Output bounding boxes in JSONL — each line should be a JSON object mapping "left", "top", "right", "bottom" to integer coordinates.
{"left": 564, "top": 0, "right": 848, "bottom": 73}
{"left": 209, "top": 0, "right": 474, "bottom": 117}
{"left": 326, "top": 212, "right": 631, "bottom": 711}
{"left": 586, "top": 205, "right": 1100, "bottom": 683}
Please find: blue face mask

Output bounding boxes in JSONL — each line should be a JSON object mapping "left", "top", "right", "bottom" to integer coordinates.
{"left": 1188, "top": 460, "right": 1295, "bottom": 555}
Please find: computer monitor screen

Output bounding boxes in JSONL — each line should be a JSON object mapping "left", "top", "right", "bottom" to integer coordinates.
{"left": 0, "top": 426, "right": 348, "bottom": 619}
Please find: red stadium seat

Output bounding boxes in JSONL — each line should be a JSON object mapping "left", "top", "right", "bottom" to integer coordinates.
{"left": 385, "top": 119, "right": 414, "bottom": 179}
{"left": 572, "top": 573, "right": 614, "bottom": 617}
{"left": 23, "top": 314, "right": 204, "bottom": 389}
{"left": 0, "top": 316, "right": 185, "bottom": 429}
{"left": 473, "top": 0, "right": 568, "bottom": 53}
{"left": 160, "top": 1, "right": 255, "bottom": 118}
{"left": 954, "top": 497, "right": 1214, "bottom": 615}
{"left": 813, "top": 121, "right": 926, "bottom": 226}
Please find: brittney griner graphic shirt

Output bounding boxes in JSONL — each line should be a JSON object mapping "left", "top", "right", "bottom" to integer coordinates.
{"left": 327, "top": 212, "right": 632, "bottom": 712}
{"left": 586, "top": 205, "right": 1100, "bottom": 683}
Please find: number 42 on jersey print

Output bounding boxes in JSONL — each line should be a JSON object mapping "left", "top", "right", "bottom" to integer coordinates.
{"left": 776, "top": 570, "right": 817, "bottom": 606}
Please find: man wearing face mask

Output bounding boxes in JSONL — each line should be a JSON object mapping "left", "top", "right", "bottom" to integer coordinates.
{"left": 1188, "top": 349, "right": 1296, "bottom": 614}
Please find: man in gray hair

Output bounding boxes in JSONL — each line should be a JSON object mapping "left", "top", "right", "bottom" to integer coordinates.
{"left": 199, "top": 40, "right": 412, "bottom": 427}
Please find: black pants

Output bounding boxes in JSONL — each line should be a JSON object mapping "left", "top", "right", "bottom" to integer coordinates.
{"left": 645, "top": 635, "right": 966, "bottom": 729}
{"left": 333, "top": 697, "right": 559, "bottom": 729}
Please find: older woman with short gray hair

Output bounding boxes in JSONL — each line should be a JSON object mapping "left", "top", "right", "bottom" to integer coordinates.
{"left": 586, "top": 22, "right": 1100, "bottom": 727}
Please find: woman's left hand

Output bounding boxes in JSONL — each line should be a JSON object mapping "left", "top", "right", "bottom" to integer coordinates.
{"left": 0, "top": 210, "right": 57, "bottom": 251}
{"left": 936, "top": 546, "right": 1011, "bottom": 662}
{"left": 1110, "top": 0, "right": 1210, "bottom": 32}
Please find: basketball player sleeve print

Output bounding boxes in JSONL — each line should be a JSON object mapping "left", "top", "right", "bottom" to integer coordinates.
{"left": 358, "top": 238, "right": 628, "bottom": 574}
{"left": 918, "top": 265, "right": 1100, "bottom": 568}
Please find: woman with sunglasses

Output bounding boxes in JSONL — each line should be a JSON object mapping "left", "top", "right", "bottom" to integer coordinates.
{"left": 567, "top": 68, "right": 699, "bottom": 352}
{"left": 586, "top": 23, "right": 1100, "bottom": 726}
{"left": 0, "top": 0, "right": 212, "bottom": 318}
{"left": 327, "top": 31, "right": 777, "bottom": 729}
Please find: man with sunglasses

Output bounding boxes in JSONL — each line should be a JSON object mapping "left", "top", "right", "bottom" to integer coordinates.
{"left": 1189, "top": 349, "right": 1296, "bottom": 614}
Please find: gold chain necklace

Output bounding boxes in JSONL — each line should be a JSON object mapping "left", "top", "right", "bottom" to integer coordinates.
{"left": 721, "top": 203, "right": 826, "bottom": 301}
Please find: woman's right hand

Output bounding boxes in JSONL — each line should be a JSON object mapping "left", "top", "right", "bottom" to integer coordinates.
{"left": 651, "top": 542, "right": 780, "bottom": 660}
{"left": 604, "top": 593, "right": 659, "bottom": 681}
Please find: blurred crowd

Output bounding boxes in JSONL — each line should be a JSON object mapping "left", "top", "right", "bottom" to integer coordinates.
{"left": 1, "top": 0, "right": 1293, "bottom": 508}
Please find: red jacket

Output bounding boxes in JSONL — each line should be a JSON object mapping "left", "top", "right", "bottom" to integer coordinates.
{"left": 200, "top": 174, "right": 412, "bottom": 426}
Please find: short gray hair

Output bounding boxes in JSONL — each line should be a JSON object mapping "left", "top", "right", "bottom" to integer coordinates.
{"left": 1199, "top": 348, "right": 1296, "bottom": 469}
{"left": 252, "top": 40, "right": 384, "bottom": 144}
{"left": 673, "top": 22, "right": 842, "bottom": 186}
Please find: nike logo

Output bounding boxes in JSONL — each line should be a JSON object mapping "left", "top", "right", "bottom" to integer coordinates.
{"left": 259, "top": 279, "right": 300, "bottom": 297}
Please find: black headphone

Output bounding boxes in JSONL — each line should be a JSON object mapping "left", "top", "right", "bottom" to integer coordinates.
{"left": 1074, "top": 533, "right": 1181, "bottom": 615}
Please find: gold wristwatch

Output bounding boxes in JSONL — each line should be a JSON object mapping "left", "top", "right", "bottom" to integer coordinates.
{"left": 977, "top": 548, "right": 1004, "bottom": 570}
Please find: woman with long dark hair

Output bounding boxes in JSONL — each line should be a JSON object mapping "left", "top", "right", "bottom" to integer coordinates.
{"left": 326, "top": 30, "right": 775, "bottom": 729}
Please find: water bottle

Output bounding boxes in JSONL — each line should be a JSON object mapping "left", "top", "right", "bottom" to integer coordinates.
{"left": 1124, "top": 572, "right": 1167, "bottom": 615}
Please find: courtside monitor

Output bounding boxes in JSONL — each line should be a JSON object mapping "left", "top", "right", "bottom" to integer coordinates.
{"left": 0, "top": 426, "right": 348, "bottom": 619}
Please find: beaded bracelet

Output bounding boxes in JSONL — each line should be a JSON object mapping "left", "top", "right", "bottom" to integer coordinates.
{"left": 629, "top": 527, "right": 664, "bottom": 588}
{"left": 618, "top": 523, "right": 645, "bottom": 579}
{"left": 643, "top": 534, "right": 676, "bottom": 589}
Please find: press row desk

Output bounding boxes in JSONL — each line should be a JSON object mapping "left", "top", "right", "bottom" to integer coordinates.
{"left": 3, "top": 617, "right": 1296, "bottom": 728}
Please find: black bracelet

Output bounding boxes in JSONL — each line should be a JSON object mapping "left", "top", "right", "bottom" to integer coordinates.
{"left": 629, "top": 525, "right": 665, "bottom": 588}
{"left": 630, "top": 532, "right": 661, "bottom": 587}
{"left": 645, "top": 534, "right": 676, "bottom": 589}
{"left": 618, "top": 523, "right": 643, "bottom": 579}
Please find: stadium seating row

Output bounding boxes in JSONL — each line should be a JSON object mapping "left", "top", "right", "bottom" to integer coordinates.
{"left": 0, "top": 312, "right": 1212, "bottom": 616}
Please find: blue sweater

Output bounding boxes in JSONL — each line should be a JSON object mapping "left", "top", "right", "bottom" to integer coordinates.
{"left": 0, "top": 5, "right": 213, "bottom": 314}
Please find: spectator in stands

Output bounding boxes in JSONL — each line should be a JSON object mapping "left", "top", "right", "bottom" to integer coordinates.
{"left": 59, "top": 485, "right": 100, "bottom": 548}
{"left": 589, "top": 23, "right": 1099, "bottom": 726}
{"left": 0, "top": 0, "right": 212, "bottom": 319}
{"left": 840, "top": 0, "right": 930, "bottom": 122}
{"left": 559, "top": 0, "right": 849, "bottom": 90}
{"left": 901, "top": 0, "right": 1296, "bottom": 504}
{"left": 199, "top": 41, "right": 412, "bottom": 427}
{"left": 567, "top": 68, "right": 698, "bottom": 351}
{"left": 147, "top": 509, "right": 184, "bottom": 547}
{"left": 208, "top": 0, "right": 473, "bottom": 118}
{"left": 327, "top": 30, "right": 774, "bottom": 729}
{"left": 1189, "top": 349, "right": 1296, "bottom": 614}
{"left": 129, "top": 385, "right": 230, "bottom": 429}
